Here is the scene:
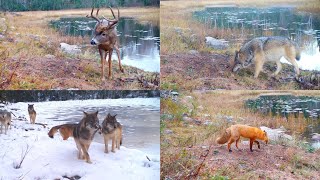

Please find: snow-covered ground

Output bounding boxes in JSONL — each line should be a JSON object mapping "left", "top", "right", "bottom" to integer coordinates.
{"left": 0, "top": 98, "right": 160, "bottom": 179}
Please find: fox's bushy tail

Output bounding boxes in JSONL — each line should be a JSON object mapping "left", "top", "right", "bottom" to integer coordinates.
{"left": 216, "top": 128, "right": 231, "bottom": 144}
{"left": 48, "top": 125, "right": 62, "bottom": 138}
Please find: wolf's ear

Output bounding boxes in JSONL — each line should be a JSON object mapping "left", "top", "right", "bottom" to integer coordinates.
{"left": 113, "top": 114, "right": 117, "bottom": 117}
{"left": 83, "top": 111, "right": 88, "bottom": 116}
{"left": 95, "top": 111, "right": 99, "bottom": 116}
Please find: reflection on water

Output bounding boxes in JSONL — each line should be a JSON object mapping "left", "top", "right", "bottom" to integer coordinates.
{"left": 193, "top": 6, "right": 320, "bottom": 70}
{"left": 50, "top": 17, "right": 160, "bottom": 72}
{"left": 245, "top": 94, "right": 320, "bottom": 148}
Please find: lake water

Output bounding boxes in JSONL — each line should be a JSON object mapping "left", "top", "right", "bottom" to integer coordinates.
{"left": 8, "top": 98, "right": 160, "bottom": 155}
{"left": 193, "top": 6, "right": 320, "bottom": 70}
{"left": 245, "top": 94, "right": 320, "bottom": 149}
{"left": 50, "top": 17, "right": 160, "bottom": 72}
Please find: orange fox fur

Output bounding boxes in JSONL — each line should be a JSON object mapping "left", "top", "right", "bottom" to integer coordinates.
{"left": 216, "top": 124, "right": 269, "bottom": 152}
{"left": 48, "top": 124, "right": 77, "bottom": 140}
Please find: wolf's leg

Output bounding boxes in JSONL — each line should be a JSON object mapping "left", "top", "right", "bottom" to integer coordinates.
{"left": 0, "top": 124, "right": 2, "bottom": 134}
{"left": 272, "top": 61, "right": 282, "bottom": 76}
{"left": 75, "top": 140, "right": 83, "bottom": 159}
{"left": 4, "top": 124, "right": 7, "bottom": 134}
{"left": 290, "top": 58, "right": 300, "bottom": 78}
{"left": 227, "top": 138, "right": 235, "bottom": 152}
{"left": 111, "top": 135, "right": 115, "bottom": 153}
{"left": 80, "top": 143, "right": 91, "bottom": 164}
{"left": 104, "top": 136, "right": 109, "bottom": 153}
{"left": 254, "top": 140, "right": 260, "bottom": 149}
{"left": 254, "top": 60, "right": 263, "bottom": 78}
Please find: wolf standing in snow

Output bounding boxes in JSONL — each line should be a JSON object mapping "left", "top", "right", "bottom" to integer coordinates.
{"left": 232, "top": 36, "right": 300, "bottom": 78}
{"left": 101, "top": 113, "right": 123, "bottom": 153}
{"left": 28, "top": 104, "right": 36, "bottom": 124}
{"left": 73, "top": 111, "right": 100, "bottom": 164}
{"left": 0, "top": 110, "right": 12, "bottom": 134}
{"left": 48, "top": 123, "right": 78, "bottom": 140}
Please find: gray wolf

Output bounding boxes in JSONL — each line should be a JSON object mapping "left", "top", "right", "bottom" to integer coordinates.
{"left": 48, "top": 124, "right": 78, "bottom": 140}
{"left": 232, "top": 36, "right": 300, "bottom": 78}
{"left": 73, "top": 111, "right": 100, "bottom": 163}
{"left": 28, "top": 104, "right": 36, "bottom": 124}
{"left": 216, "top": 124, "right": 269, "bottom": 152}
{"left": 0, "top": 110, "right": 11, "bottom": 134}
{"left": 101, "top": 113, "right": 123, "bottom": 153}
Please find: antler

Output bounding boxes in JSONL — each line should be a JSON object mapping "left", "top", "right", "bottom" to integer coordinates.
{"left": 86, "top": 7, "right": 101, "bottom": 23}
{"left": 102, "top": 6, "right": 120, "bottom": 27}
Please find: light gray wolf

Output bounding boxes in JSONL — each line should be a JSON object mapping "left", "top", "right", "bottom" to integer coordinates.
{"left": 28, "top": 104, "right": 36, "bottom": 124}
{"left": 73, "top": 111, "right": 100, "bottom": 163}
{"left": 216, "top": 124, "right": 269, "bottom": 152}
{"left": 0, "top": 110, "right": 11, "bottom": 134}
{"left": 101, "top": 113, "right": 123, "bottom": 153}
{"left": 48, "top": 124, "right": 78, "bottom": 140}
{"left": 232, "top": 36, "right": 300, "bottom": 78}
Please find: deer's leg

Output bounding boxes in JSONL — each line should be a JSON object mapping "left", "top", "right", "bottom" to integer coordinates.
{"left": 108, "top": 49, "right": 113, "bottom": 79}
{"left": 99, "top": 49, "right": 106, "bottom": 81}
{"left": 115, "top": 46, "right": 124, "bottom": 73}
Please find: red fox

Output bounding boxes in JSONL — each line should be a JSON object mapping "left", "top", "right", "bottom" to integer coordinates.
{"left": 216, "top": 124, "right": 269, "bottom": 152}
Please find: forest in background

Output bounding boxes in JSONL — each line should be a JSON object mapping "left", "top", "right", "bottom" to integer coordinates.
{"left": 0, "top": 0, "right": 159, "bottom": 11}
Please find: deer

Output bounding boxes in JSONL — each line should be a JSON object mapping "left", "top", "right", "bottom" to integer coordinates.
{"left": 87, "top": 7, "right": 124, "bottom": 81}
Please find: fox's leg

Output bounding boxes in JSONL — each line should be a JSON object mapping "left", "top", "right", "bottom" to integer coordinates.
{"left": 254, "top": 59, "right": 264, "bottom": 78}
{"left": 115, "top": 46, "right": 124, "bottom": 73}
{"left": 227, "top": 138, "right": 235, "bottom": 152}
{"left": 104, "top": 135, "right": 109, "bottom": 153}
{"left": 272, "top": 61, "right": 282, "bottom": 76}
{"left": 249, "top": 139, "right": 254, "bottom": 152}
{"left": 80, "top": 143, "right": 91, "bottom": 164}
{"left": 235, "top": 138, "right": 240, "bottom": 150}
{"left": 254, "top": 141, "right": 260, "bottom": 149}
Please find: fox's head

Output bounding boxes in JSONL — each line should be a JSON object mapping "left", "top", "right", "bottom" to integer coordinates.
{"left": 232, "top": 49, "right": 254, "bottom": 72}
{"left": 262, "top": 130, "right": 269, "bottom": 144}
{"left": 83, "top": 111, "right": 100, "bottom": 130}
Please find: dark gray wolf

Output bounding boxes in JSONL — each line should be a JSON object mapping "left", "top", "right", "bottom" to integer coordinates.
{"left": 28, "top": 104, "right": 36, "bottom": 124}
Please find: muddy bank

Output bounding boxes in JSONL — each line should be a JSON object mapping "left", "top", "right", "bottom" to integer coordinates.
{"left": 2, "top": 56, "right": 158, "bottom": 90}
{"left": 161, "top": 52, "right": 320, "bottom": 90}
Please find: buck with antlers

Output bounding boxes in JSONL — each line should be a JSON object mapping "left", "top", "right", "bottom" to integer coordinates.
{"left": 87, "top": 7, "right": 124, "bottom": 80}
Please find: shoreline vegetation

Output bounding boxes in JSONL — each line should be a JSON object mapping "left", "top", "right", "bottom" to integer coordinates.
{"left": 161, "top": 90, "right": 320, "bottom": 179}
{"left": 0, "top": 7, "right": 159, "bottom": 89}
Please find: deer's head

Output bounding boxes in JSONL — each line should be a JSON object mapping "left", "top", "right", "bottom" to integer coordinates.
{"left": 86, "top": 7, "right": 120, "bottom": 46}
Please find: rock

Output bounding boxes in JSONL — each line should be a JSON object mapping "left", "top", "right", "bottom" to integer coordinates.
{"left": 312, "top": 133, "right": 320, "bottom": 141}
{"left": 165, "top": 129, "right": 173, "bottom": 134}
{"left": 60, "top": 43, "right": 81, "bottom": 55}
{"left": 0, "top": 34, "right": 5, "bottom": 40}
{"left": 260, "top": 126, "right": 293, "bottom": 141}
{"left": 205, "top": 37, "right": 229, "bottom": 50}
{"left": 203, "top": 120, "right": 212, "bottom": 125}
{"left": 44, "top": 54, "right": 55, "bottom": 59}
{"left": 190, "top": 34, "right": 198, "bottom": 43}
{"left": 174, "top": 27, "right": 183, "bottom": 35}
{"left": 188, "top": 50, "right": 199, "bottom": 55}
{"left": 182, "top": 113, "right": 193, "bottom": 122}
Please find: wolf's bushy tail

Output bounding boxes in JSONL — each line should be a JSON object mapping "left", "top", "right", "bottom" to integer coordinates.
{"left": 216, "top": 128, "right": 231, "bottom": 144}
{"left": 48, "top": 125, "right": 61, "bottom": 138}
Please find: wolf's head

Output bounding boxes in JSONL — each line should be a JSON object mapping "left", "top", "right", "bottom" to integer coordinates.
{"left": 102, "top": 113, "right": 118, "bottom": 133}
{"left": 82, "top": 111, "right": 100, "bottom": 130}
{"left": 28, "top": 104, "right": 34, "bottom": 111}
{"left": 232, "top": 49, "right": 254, "bottom": 72}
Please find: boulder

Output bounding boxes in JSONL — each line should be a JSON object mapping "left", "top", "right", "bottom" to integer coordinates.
{"left": 205, "top": 37, "right": 229, "bottom": 50}
{"left": 60, "top": 43, "right": 81, "bottom": 55}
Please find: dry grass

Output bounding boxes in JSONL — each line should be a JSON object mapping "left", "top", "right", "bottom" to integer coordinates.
{"left": 161, "top": 90, "right": 320, "bottom": 178}
{"left": 160, "top": 0, "right": 320, "bottom": 54}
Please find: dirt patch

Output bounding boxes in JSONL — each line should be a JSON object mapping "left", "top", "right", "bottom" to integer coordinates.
{"left": 2, "top": 56, "right": 157, "bottom": 90}
{"left": 161, "top": 52, "right": 316, "bottom": 90}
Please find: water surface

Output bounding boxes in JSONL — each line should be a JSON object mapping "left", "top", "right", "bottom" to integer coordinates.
{"left": 50, "top": 17, "right": 160, "bottom": 72}
{"left": 193, "top": 6, "right": 320, "bottom": 70}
